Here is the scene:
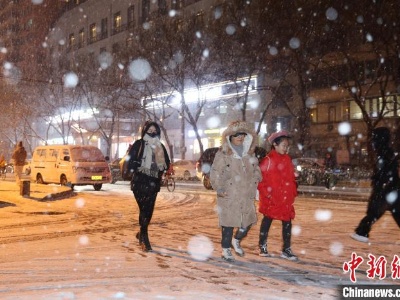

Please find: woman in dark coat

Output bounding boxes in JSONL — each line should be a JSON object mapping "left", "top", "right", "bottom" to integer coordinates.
{"left": 351, "top": 127, "right": 400, "bottom": 243}
{"left": 126, "top": 121, "right": 170, "bottom": 252}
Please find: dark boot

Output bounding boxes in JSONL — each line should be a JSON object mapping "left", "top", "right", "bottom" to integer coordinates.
{"left": 141, "top": 231, "right": 152, "bottom": 252}
{"left": 136, "top": 231, "right": 144, "bottom": 249}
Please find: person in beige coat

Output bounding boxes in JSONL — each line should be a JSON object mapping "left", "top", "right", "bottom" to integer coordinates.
{"left": 210, "top": 121, "right": 262, "bottom": 261}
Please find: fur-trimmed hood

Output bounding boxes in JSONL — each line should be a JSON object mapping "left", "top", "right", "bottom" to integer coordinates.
{"left": 221, "top": 121, "right": 258, "bottom": 156}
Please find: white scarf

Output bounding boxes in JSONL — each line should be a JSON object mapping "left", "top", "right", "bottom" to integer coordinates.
{"left": 140, "top": 134, "right": 167, "bottom": 174}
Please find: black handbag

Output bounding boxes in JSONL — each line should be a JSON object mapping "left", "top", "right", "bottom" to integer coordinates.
{"left": 131, "top": 172, "right": 161, "bottom": 195}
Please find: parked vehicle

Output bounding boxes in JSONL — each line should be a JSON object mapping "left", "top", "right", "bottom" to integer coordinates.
{"left": 6, "top": 163, "right": 14, "bottom": 174}
{"left": 292, "top": 158, "right": 325, "bottom": 186}
{"left": 292, "top": 157, "right": 349, "bottom": 188}
{"left": 196, "top": 147, "right": 219, "bottom": 190}
{"left": 0, "top": 166, "right": 6, "bottom": 180}
{"left": 196, "top": 146, "right": 267, "bottom": 190}
{"left": 172, "top": 159, "right": 197, "bottom": 180}
{"left": 23, "top": 160, "right": 31, "bottom": 175}
{"left": 6, "top": 161, "right": 31, "bottom": 175}
{"left": 292, "top": 158, "right": 326, "bottom": 186}
{"left": 30, "top": 145, "right": 111, "bottom": 191}
{"left": 109, "top": 158, "right": 123, "bottom": 184}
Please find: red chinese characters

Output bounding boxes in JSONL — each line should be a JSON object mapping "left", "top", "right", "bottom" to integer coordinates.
{"left": 343, "top": 253, "right": 400, "bottom": 282}
{"left": 343, "top": 252, "right": 364, "bottom": 283}
{"left": 391, "top": 255, "right": 400, "bottom": 280}
{"left": 366, "top": 254, "right": 387, "bottom": 280}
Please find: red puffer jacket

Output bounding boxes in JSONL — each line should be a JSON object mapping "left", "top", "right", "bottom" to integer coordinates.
{"left": 258, "top": 149, "right": 297, "bottom": 221}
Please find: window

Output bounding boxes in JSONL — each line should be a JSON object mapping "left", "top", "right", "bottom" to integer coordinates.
{"left": 127, "top": 5, "right": 135, "bottom": 26}
{"left": 101, "top": 18, "right": 108, "bottom": 39}
{"left": 328, "top": 106, "right": 336, "bottom": 122}
{"left": 379, "top": 95, "right": 396, "bottom": 117}
{"left": 89, "top": 23, "right": 96, "bottom": 43}
{"left": 141, "top": 0, "right": 150, "bottom": 23}
{"left": 36, "top": 149, "right": 47, "bottom": 162}
{"left": 310, "top": 107, "right": 317, "bottom": 123}
{"left": 171, "top": 0, "right": 183, "bottom": 10}
{"left": 158, "top": 0, "right": 167, "bottom": 14}
{"left": 194, "top": 11, "right": 204, "bottom": 27}
{"left": 349, "top": 101, "right": 362, "bottom": 120}
{"left": 113, "top": 12, "right": 121, "bottom": 31}
{"left": 349, "top": 97, "right": 385, "bottom": 119}
{"left": 68, "top": 33, "right": 75, "bottom": 47}
{"left": 26, "top": 18, "right": 33, "bottom": 30}
{"left": 396, "top": 96, "right": 400, "bottom": 117}
{"left": 272, "top": 116, "right": 291, "bottom": 131}
{"left": 343, "top": 104, "right": 350, "bottom": 121}
{"left": 78, "top": 28, "right": 84, "bottom": 48}
{"left": 47, "top": 149, "right": 58, "bottom": 162}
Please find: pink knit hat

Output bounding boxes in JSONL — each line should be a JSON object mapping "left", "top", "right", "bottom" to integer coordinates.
{"left": 267, "top": 130, "right": 291, "bottom": 144}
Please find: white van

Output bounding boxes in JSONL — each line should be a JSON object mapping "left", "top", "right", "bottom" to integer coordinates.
{"left": 30, "top": 145, "right": 111, "bottom": 191}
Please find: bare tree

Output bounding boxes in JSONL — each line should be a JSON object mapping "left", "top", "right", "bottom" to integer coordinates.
{"left": 315, "top": 0, "right": 400, "bottom": 164}
{"left": 131, "top": 13, "right": 218, "bottom": 159}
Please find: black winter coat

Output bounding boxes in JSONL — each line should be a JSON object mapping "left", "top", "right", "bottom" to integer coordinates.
{"left": 127, "top": 139, "right": 170, "bottom": 179}
{"left": 370, "top": 148, "right": 399, "bottom": 208}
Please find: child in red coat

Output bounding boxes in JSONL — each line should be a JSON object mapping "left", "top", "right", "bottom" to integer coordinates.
{"left": 258, "top": 130, "right": 298, "bottom": 260}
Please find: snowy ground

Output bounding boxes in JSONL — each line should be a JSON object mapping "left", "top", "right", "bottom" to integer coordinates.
{"left": 0, "top": 181, "right": 398, "bottom": 299}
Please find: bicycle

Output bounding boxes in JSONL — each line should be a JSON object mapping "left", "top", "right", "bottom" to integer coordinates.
{"left": 161, "top": 166, "right": 175, "bottom": 192}
{"left": 0, "top": 167, "right": 6, "bottom": 180}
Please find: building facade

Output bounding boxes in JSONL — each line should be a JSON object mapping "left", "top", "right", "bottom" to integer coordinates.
{"left": 1, "top": 0, "right": 398, "bottom": 166}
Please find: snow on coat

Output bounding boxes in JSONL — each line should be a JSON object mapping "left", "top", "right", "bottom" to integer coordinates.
{"left": 210, "top": 121, "right": 262, "bottom": 228}
{"left": 258, "top": 149, "right": 297, "bottom": 221}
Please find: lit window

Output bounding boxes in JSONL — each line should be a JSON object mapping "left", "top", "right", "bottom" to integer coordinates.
{"left": 89, "top": 23, "right": 96, "bottom": 40}
{"left": 349, "top": 101, "right": 362, "bottom": 119}
{"left": 69, "top": 34, "right": 75, "bottom": 47}
{"left": 79, "top": 28, "right": 84, "bottom": 46}
{"left": 310, "top": 108, "right": 317, "bottom": 123}
{"left": 114, "top": 12, "right": 122, "bottom": 29}
{"left": 378, "top": 95, "right": 395, "bottom": 117}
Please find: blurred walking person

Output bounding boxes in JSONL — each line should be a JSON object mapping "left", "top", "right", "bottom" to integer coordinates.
{"left": 351, "top": 127, "right": 400, "bottom": 243}
{"left": 12, "top": 141, "right": 27, "bottom": 186}
{"left": 324, "top": 152, "right": 335, "bottom": 169}
{"left": 126, "top": 121, "right": 170, "bottom": 252}
{"left": 258, "top": 130, "right": 298, "bottom": 261}
{"left": 0, "top": 153, "right": 6, "bottom": 174}
{"left": 210, "top": 121, "right": 261, "bottom": 262}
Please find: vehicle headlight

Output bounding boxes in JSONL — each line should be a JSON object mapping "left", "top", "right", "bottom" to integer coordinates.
{"left": 296, "top": 166, "right": 302, "bottom": 171}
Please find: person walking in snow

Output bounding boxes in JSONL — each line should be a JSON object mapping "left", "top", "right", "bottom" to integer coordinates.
{"left": 0, "top": 153, "right": 6, "bottom": 174}
{"left": 258, "top": 130, "right": 298, "bottom": 261}
{"left": 210, "top": 121, "right": 262, "bottom": 262}
{"left": 12, "top": 141, "right": 27, "bottom": 187}
{"left": 351, "top": 127, "right": 400, "bottom": 243}
{"left": 126, "top": 121, "right": 170, "bottom": 252}
{"left": 324, "top": 152, "right": 335, "bottom": 169}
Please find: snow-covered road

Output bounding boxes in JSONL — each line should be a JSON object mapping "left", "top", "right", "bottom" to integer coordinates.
{"left": 0, "top": 182, "right": 398, "bottom": 299}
